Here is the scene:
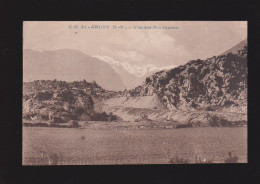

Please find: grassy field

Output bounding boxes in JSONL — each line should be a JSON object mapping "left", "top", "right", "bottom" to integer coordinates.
{"left": 22, "top": 125, "right": 247, "bottom": 165}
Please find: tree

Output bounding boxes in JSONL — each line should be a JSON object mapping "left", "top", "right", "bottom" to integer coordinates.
{"left": 209, "top": 115, "right": 220, "bottom": 127}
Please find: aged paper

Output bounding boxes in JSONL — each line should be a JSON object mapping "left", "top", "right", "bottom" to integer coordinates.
{"left": 23, "top": 21, "right": 247, "bottom": 165}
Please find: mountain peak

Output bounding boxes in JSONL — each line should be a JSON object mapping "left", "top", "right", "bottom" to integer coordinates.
{"left": 222, "top": 38, "right": 247, "bottom": 56}
{"left": 23, "top": 49, "right": 125, "bottom": 91}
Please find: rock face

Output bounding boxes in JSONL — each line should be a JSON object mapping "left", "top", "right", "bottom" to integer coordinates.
{"left": 23, "top": 80, "right": 119, "bottom": 123}
{"left": 100, "top": 41, "right": 247, "bottom": 125}
{"left": 129, "top": 44, "right": 248, "bottom": 114}
{"left": 23, "top": 40, "right": 248, "bottom": 127}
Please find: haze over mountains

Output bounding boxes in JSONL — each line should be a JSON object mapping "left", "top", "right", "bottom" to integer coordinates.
{"left": 93, "top": 55, "right": 178, "bottom": 89}
{"left": 23, "top": 38, "right": 247, "bottom": 126}
{"left": 101, "top": 39, "right": 247, "bottom": 123}
{"left": 23, "top": 49, "right": 125, "bottom": 91}
{"left": 24, "top": 38, "right": 247, "bottom": 92}
{"left": 23, "top": 49, "right": 177, "bottom": 90}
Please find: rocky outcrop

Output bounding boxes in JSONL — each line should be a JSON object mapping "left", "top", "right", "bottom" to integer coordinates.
{"left": 101, "top": 42, "right": 248, "bottom": 126}
{"left": 23, "top": 80, "right": 119, "bottom": 123}
{"left": 23, "top": 40, "right": 248, "bottom": 127}
{"left": 129, "top": 44, "right": 247, "bottom": 114}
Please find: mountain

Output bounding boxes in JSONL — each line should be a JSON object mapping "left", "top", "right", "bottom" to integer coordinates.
{"left": 23, "top": 40, "right": 248, "bottom": 127}
{"left": 93, "top": 55, "right": 177, "bottom": 89}
{"left": 101, "top": 41, "right": 248, "bottom": 125}
{"left": 110, "top": 64, "right": 178, "bottom": 90}
{"left": 222, "top": 39, "right": 247, "bottom": 55}
{"left": 107, "top": 64, "right": 154, "bottom": 89}
{"left": 23, "top": 49, "right": 125, "bottom": 91}
{"left": 131, "top": 44, "right": 247, "bottom": 113}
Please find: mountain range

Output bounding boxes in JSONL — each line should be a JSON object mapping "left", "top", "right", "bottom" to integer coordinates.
{"left": 23, "top": 39, "right": 247, "bottom": 126}
{"left": 101, "top": 39, "right": 247, "bottom": 124}
{"left": 23, "top": 49, "right": 125, "bottom": 91}
{"left": 24, "top": 49, "right": 177, "bottom": 90}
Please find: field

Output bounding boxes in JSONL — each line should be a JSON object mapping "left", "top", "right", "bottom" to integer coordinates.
{"left": 22, "top": 125, "right": 247, "bottom": 165}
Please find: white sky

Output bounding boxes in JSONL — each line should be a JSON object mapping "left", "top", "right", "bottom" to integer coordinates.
{"left": 23, "top": 21, "right": 247, "bottom": 68}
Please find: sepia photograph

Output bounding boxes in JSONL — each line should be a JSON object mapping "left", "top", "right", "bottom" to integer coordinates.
{"left": 22, "top": 21, "right": 247, "bottom": 165}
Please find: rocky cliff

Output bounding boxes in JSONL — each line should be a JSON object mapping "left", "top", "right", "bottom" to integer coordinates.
{"left": 23, "top": 40, "right": 248, "bottom": 127}
{"left": 23, "top": 80, "right": 119, "bottom": 123}
{"left": 128, "top": 44, "right": 247, "bottom": 113}
{"left": 101, "top": 41, "right": 247, "bottom": 125}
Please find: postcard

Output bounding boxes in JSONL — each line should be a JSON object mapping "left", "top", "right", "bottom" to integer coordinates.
{"left": 22, "top": 21, "right": 247, "bottom": 165}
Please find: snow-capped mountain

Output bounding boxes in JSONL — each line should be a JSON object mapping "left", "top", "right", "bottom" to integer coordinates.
{"left": 93, "top": 55, "right": 177, "bottom": 89}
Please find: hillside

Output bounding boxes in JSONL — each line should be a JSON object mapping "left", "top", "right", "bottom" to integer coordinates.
{"left": 129, "top": 44, "right": 247, "bottom": 113}
{"left": 23, "top": 80, "right": 120, "bottom": 124}
{"left": 222, "top": 39, "right": 247, "bottom": 55}
{"left": 101, "top": 42, "right": 247, "bottom": 125}
{"left": 23, "top": 40, "right": 248, "bottom": 127}
{"left": 23, "top": 49, "right": 125, "bottom": 91}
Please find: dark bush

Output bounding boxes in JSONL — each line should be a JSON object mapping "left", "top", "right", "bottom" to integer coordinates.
{"left": 145, "top": 77, "right": 152, "bottom": 84}
{"left": 187, "top": 67, "right": 196, "bottom": 75}
{"left": 34, "top": 91, "right": 53, "bottom": 101}
{"left": 209, "top": 116, "right": 231, "bottom": 127}
{"left": 215, "top": 76, "right": 224, "bottom": 86}
{"left": 35, "top": 123, "right": 49, "bottom": 127}
{"left": 40, "top": 114, "right": 49, "bottom": 120}
{"left": 217, "top": 90, "right": 223, "bottom": 97}
{"left": 74, "top": 107, "right": 86, "bottom": 116}
{"left": 224, "top": 100, "right": 235, "bottom": 106}
{"left": 52, "top": 117, "right": 65, "bottom": 124}
{"left": 209, "top": 115, "right": 220, "bottom": 127}
{"left": 205, "top": 106, "right": 214, "bottom": 111}
{"left": 71, "top": 121, "right": 79, "bottom": 128}
{"left": 191, "top": 101, "right": 198, "bottom": 108}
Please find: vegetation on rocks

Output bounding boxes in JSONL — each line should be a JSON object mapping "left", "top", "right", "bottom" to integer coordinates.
{"left": 23, "top": 80, "right": 120, "bottom": 126}
{"left": 23, "top": 42, "right": 248, "bottom": 128}
{"left": 128, "top": 45, "right": 247, "bottom": 113}
{"left": 101, "top": 43, "right": 247, "bottom": 127}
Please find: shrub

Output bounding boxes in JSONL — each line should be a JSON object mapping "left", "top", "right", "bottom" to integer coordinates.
{"left": 74, "top": 107, "right": 86, "bottom": 116}
{"left": 209, "top": 115, "right": 220, "bottom": 127}
{"left": 205, "top": 106, "right": 214, "bottom": 111}
{"left": 52, "top": 117, "right": 66, "bottom": 124}
{"left": 224, "top": 100, "right": 235, "bottom": 106}
{"left": 23, "top": 112, "right": 37, "bottom": 120}
{"left": 71, "top": 121, "right": 79, "bottom": 128}
{"left": 145, "top": 77, "right": 152, "bottom": 84}
{"left": 40, "top": 114, "right": 49, "bottom": 120}
{"left": 209, "top": 115, "right": 231, "bottom": 127}
{"left": 187, "top": 67, "right": 196, "bottom": 75}
{"left": 34, "top": 91, "right": 53, "bottom": 101}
